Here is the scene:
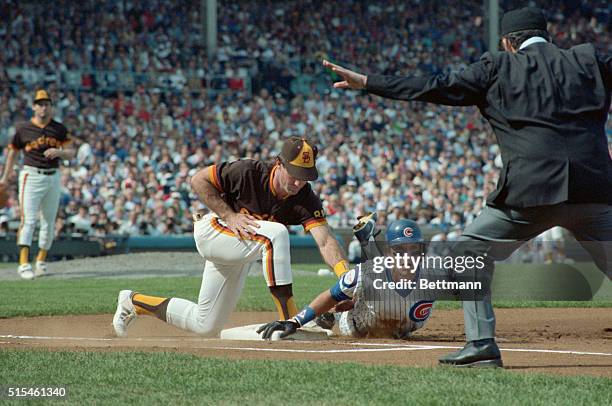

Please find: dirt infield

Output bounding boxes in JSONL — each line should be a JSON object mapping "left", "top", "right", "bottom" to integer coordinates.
{"left": 1, "top": 308, "right": 611, "bottom": 377}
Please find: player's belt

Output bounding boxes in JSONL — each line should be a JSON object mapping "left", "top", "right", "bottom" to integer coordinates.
{"left": 24, "top": 165, "right": 57, "bottom": 175}
{"left": 36, "top": 168, "right": 57, "bottom": 175}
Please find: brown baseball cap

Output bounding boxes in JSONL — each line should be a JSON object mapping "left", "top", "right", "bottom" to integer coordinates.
{"left": 33, "top": 89, "right": 52, "bottom": 104}
{"left": 279, "top": 137, "right": 319, "bottom": 181}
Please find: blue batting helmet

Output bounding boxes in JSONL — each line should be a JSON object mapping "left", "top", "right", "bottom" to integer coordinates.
{"left": 385, "top": 219, "right": 423, "bottom": 246}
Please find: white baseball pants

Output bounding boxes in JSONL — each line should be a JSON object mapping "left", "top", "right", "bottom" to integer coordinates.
{"left": 17, "top": 166, "right": 61, "bottom": 250}
{"left": 165, "top": 213, "right": 293, "bottom": 336}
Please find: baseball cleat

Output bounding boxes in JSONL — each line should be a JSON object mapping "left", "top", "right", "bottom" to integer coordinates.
{"left": 34, "top": 260, "right": 47, "bottom": 277}
{"left": 17, "top": 263, "right": 35, "bottom": 280}
{"left": 113, "top": 290, "right": 137, "bottom": 337}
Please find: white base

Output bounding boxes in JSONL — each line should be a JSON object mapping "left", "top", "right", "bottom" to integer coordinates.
{"left": 220, "top": 324, "right": 332, "bottom": 341}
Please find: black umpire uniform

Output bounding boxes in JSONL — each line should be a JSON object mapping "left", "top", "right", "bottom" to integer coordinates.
{"left": 364, "top": 7, "right": 611, "bottom": 366}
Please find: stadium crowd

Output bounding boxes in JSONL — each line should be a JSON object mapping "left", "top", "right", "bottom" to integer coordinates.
{"left": 0, "top": 0, "right": 610, "bottom": 239}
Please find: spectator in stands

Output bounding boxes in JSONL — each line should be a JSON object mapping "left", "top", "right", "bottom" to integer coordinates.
{"left": 0, "top": 0, "right": 609, "bottom": 240}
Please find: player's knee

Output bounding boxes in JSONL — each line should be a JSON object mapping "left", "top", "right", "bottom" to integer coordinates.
{"left": 22, "top": 217, "right": 37, "bottom": 226}
{"left": 265, "top": 222, "right": 289, "bottom": 242}
{"left": 192, "top": 318, "right": 223, "bottom": 337}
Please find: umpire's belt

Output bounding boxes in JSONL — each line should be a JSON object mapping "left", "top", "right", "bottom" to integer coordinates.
{"left": 24, "top": 165, "right": 57, "bottom": 175}
{"left": 192, "top": 209, "right": 208, "bottom": 223}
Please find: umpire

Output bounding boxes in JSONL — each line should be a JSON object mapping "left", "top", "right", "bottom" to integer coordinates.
{"left": 324, "top": 6, "right": 611, "bottom": 367}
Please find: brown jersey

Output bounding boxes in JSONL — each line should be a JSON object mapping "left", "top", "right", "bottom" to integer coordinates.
{"left": 9, "top": 119, "right": 71, "bottom": 169}
{"left": 209, "top": 159, "right": 327, "bottom": 232}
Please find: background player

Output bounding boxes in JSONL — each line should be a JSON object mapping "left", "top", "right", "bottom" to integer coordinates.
{"left": 113, "top": 137, "right": 350, "bottom": 337}
{"left": 0, "top": 90, "right": 75, "bottom": 280}
{"left": 258, "top": 217, "right": 439, "bottom": 341}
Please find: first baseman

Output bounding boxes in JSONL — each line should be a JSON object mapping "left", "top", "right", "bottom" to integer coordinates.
{"left": 113, "top": 137, "right": 350, "bottom": 337}
{"left": 0, "top": 90, "right": 75, "bottom": 280}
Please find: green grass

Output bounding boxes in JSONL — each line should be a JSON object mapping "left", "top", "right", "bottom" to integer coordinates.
{"left": 1, "top": 262, "right": 612, "bottom": 318}
{"left": 0, "top": 350, "right": 610, "bottom": 405}
{"left": 0, "top": 262, "right": 14, "bottom": 270}
{"left": 0, "top": 274, "right": 340, "bottom": 318}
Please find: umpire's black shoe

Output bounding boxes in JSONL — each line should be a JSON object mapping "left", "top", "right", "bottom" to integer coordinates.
{"left": 439, "top": 339, "right": 503, "bottom": 368}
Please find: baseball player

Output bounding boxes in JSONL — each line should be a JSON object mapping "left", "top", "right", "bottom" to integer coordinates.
{"left": 258, "top": 217, "right": 438, "bottom": 340}
{"left": 113, "top": 137, "right": 350, "bottom": 337}
{"left": 0, "top": 90, "right": 75, "bottom": 280}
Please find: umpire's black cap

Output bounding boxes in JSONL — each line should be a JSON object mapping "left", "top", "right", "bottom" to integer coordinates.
{"left": 500, "top": 7, "right": 548, "bottom": 36}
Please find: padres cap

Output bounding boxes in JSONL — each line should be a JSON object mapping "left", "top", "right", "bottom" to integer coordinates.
{"left": 33, "top": 89, "right": 52, "bottom": 104}
{"left": 500, "top": 7, "right": 547, "bottom": 37}
{"left": 279, "top": 137, "right": 319, "bottom": 181}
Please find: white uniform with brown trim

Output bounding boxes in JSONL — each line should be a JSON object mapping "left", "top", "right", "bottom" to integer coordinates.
{"left": 164, "top": 159, "right": 327, "bottom": 336}
{"left": 18, "top": 167, "right": 61, "bottom": 250}
{"left": 9, "top": 119, "right": 70, "bottom": 250}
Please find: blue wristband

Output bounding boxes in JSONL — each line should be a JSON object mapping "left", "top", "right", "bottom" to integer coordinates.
{"left": 292, "top": 306, "right": 316, "bottom": 327}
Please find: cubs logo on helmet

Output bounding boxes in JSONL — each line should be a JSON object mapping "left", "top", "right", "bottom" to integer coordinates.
{"left": 385, "top": 219, "right": 423, "bottom": 246}
{"left": 408, "top": 300, "right": 434, "bottom": 322}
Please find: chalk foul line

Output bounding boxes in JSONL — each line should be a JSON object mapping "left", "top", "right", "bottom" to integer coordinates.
{"left": 0, "top": 334, "right": 610, "bottom": 357}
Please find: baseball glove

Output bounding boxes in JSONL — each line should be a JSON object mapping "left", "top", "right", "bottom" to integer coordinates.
{"left": 352, "top": 212, "right": 378, "bottom": 243}
{"left": 353, "top": 212, "right": 383, "bottom": 260}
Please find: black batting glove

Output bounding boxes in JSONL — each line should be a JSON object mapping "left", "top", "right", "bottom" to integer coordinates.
{"left": 256, "top": 320, "right": 299, "bottom": 340}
